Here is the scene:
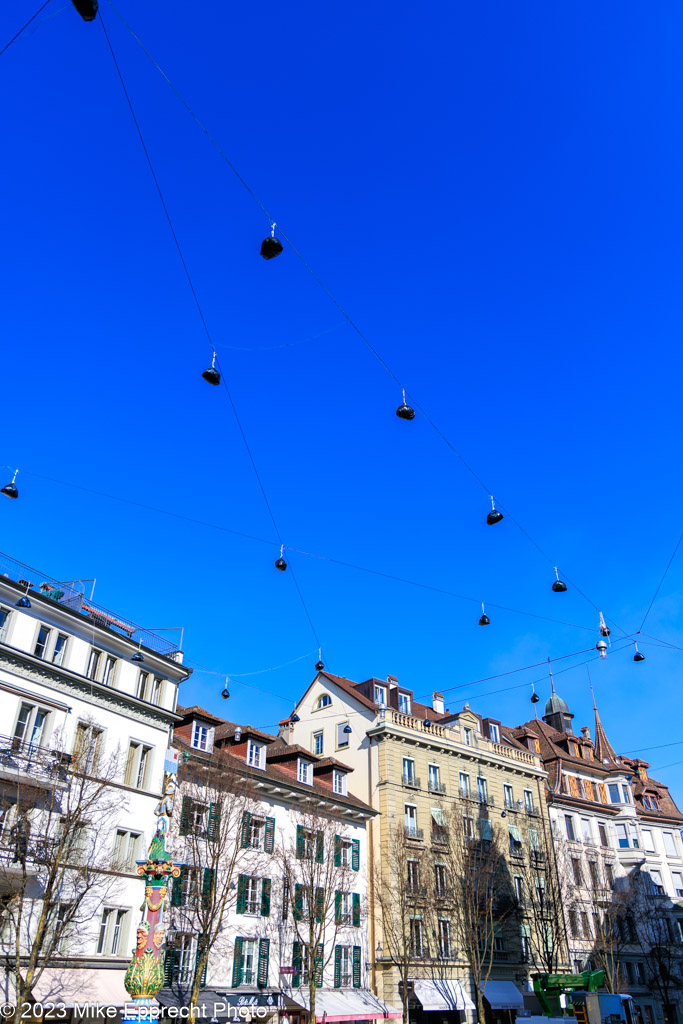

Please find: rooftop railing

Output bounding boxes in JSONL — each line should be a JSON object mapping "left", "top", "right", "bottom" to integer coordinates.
{"left": 0, "top": 550, "right": 182, "bottom": 657}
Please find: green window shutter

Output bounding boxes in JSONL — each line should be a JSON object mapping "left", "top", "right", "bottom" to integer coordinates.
{"left": 264, "top": 816, "right": 275, "bottom": 853}
{"left": 315, "top": 830, "right": 324, "bottom": 863}
{"left": 207, "top": 801, "right": 222, "bottom": 842}
{"left": 195, "top": 935, "right": 208, "bottom": 986}
{"left": 171, "top": 866, "right": 186, "bottom": 907}
{"left": 179, "top": 796, "right": 192, "bottom": 836}
{"left": 163, "top": 944, "right": 178, "bottom": 985}
{"left": 201, "top": 868, "right": 215, "bottom": 911}
{"left": 232, "top": 937, "right": 244, "bottom": 988}
{"left": 334, "top": 945, "right": 342, "bottom": 988}
{"left": 257, "top": 938, "right": 270, "bottom": 988}
{"left": 236, "top": 874, "right": 248, "bottom": 914}
{"left": 334, "top": 891, "right": 342, "bottom": 924}
{"left": 296, "top": 824, "right": 304, "bottom": 859}
{"left": 315, "top": 886, "right": 325, "bottom": 923}
{"left": 292, "top": 941, "right": 302, "bottom": 987}
{"left": 294, "top": 883, "right": 303, "bottom": 921}
{"left": 282, "top": 876, "right": 289, "bottom": 921}
{"left": 334, "top": 834, "right": 341, "bottom": 867}
{"left": 314, "top": 943, "right": 324, "bottom": 987}
{"left": 261, "top": 878, "right": 271, "bottom": 917}
{"left": 241, "top": 811, "right": 252, "bottom": 849}
{"left": 352, "top": 946, "right": 361, "bottom": 988}
{"left": 352, "top": 892, "right": 361, "bottom": 927}
{"left": 351, "top": 838, "right": 360, "bottom": 871}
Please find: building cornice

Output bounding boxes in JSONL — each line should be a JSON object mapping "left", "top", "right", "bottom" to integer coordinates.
{"left": 0, "top": 646, "right": 182, "bottom": 729}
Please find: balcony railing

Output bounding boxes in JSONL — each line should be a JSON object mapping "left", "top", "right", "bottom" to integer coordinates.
{"left": 428, "top": 780, "right": 446, "bottom": 794}
{"left": 0, "top": 734, "right": 71, "bottom": 784}
{"left": 402, "top": 775, "right": 421, "bottom": 789}
{"left": 405, "top": 826, "right": 424, "bottom": 841}
{"left": 432, "top": 827, "right": 449, "bottom": 845}
{"left": 407, "top": 885, "right": 428, "bottom": 898}
{"left": 0, "top": 836, "right": 59, "bottom": 868}
{"left": 0, "top": 550, "right": 182, "bottom": 657}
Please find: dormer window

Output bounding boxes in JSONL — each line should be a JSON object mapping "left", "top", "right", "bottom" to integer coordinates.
{"left": 464, "top": 728, "right": 472, "bottom": 746}
{"left": 316, "top": 694, "right": 332, "bottom": 710}
{"left": 398, "top": 692, "right": 411, "bottom": 714}
{"left": 192, "top": 723, "right": 211, "bottom": 751}
{"left": 489, "top": 724, "right": 499, "bottom": 742}
{"left": 247, "top": 740, "right": 265, "bottom": 770}
{"left": 374, "top": 685, "right": 386, "bottom": 706}
{"left": 298, "top": 759, "right": 312, "bottom": 785}
{"left": 333, "top": 770, "right": 347, "bottom": 796}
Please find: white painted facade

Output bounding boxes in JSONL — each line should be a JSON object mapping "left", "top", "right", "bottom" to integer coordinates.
{"left": 0, "top": 565, "right": 188, "bottom": 1005}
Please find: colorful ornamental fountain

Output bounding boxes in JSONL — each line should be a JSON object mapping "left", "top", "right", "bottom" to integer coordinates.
{"left": 123, "top": 756, "right": 180, "bottom": 1018}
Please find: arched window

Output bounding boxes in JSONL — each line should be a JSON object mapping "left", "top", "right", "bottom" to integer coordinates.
{"left": 316, "top": 694, "right": 332, "bottom": 710}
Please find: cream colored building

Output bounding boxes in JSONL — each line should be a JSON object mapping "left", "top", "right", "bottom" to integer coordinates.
{"left": 281, "top": 671, "right": 552, "bottom": 1024}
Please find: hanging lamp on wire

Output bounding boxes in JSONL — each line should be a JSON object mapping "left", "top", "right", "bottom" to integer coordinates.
{"left": 396, "top": 388, "right": 415, "bottom": 421}
{"left": 1, "top": 469, "right": 19, "bottom": 500}
{"left": 633, "top": 642, "right": 645, "bottom": 662}
{"left": 202, "top": 351, "right": 221, "bottom": 386}
{"left": 260, "top": 223, "right": 283, "bottom": 260}
{"left": 221, "top": 677, "right": 230, "bottom": 700}
{"left": 275, "top": 545, "right": 287, "bottom": 571}
{"left": 551, "top": 567, "right": 567, "bottom": 593}
{"left": 315, "top": 650, "right": 325, "bottom": 672}
{"left": 16, "top": 592, "right": 31, "bottom": 609}
{"left": 290, "top": 710, "right": 300, "bottom": 724}
{"left": 486, "top": 495, "right": 503, "bottom": 526}
{"left": 598, "top": 612, "right": 611, "bottom": 638}
{"left": 71, "top": 0, "right": 98, "bottom": 20}
{"left": 530, "top": 682, "right": 540, "bottom": 705}
{"left": 132, "top": 645, "right": 144, "bottom": 663}
{"left": 596, "top": 640, "right": 608, "bottom": 659}
{"left": 478, "top": 602, "right": 490, "bottom": 626}
{"left": 343, "top": 720, "right": 352, "bottom": 734}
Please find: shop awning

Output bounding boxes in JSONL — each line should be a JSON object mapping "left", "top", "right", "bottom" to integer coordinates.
{"left": 411, "top": 979, "right": 475, "bottom": 1011}
{"left": 31, "top": 968, "right": 129, "bottom": 1006}
{"left": 481, "top": 981, "right": 524, "bottom": 1010}
{"left": 285, "top": 989, "right": 402, "bottom": 1020}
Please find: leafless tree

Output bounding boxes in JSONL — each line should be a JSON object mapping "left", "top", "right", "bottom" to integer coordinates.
{"left": 512, "top": 817, "right": 570, "bottom": 974}
{"left": 374, "top": 823, "right": 426, "bottom": 1024}
{"left": 581, "top": 867, "right": 630, "bottom": 993}
{"left": 276, "top": 807, "right": 364, "bottom": 1024}
{"left": 0, "top": 722, "right": 124, "bottom": 1016}
{"left": 626, "top": 868, "right": 683, "bottom": 1022}
{"left": 168, "top": 748, "right": 257, "bottom": 1011}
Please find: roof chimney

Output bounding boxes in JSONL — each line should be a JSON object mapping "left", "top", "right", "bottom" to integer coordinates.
{"left": 432, "top": 691, "right": 445, "bottom": 715}
{"left": 581, "top": 726, "right": 591, "bottom": 739}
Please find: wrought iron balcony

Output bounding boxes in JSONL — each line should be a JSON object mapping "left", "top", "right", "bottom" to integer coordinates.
{"left": 428, "top": 780, "right": 446, "bottom": 794}
{"left": 0, "top": 734, "right": 71, "bottom": 787}
{"left": 407, "top": 884, "right": 428, "bottom": 898}
{"left": 404, "top": 826, "right": 424, "bottom": 841}
{"left": 432, "top": 826, "right": 449, "bottom": 845}
{"left": 402, "top": 774, "right": 421, "bottom": 789}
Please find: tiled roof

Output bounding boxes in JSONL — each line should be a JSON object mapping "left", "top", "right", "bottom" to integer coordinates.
{"left": 214, "top": 721, "right": 277, "bottom": 744}
{"left": 176, "top": 704, "right": 226, "bottom": 725}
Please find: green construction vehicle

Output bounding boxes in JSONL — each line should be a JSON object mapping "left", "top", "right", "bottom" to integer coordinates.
{"left": 532, "top": 971, "right": 634, "bottom": 1024}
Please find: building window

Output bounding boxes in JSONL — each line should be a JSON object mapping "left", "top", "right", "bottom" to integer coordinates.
{"left": 580, "top": 912, "right": 591, "bottom": 938}
{"left": 86, "top": 648, "right": 102, "bottom": 681}
{"left": 524, "top": 790, "right": 535, "bottom": 813}
{"left": 428, "top": 764, "right": 442, "bottom": 793}
{"left": 248, "top": 816, "right": 265, "bottom": 850}
{"left": 581, "top": 818, "right": 592, "bottom": 843}
{"left": 13, "top": 702, "right": 49, "bottom": 751}
{"left": 672, "top": 872, "right": 683, "bottom": 897}
{"left": 150, "top": 677, "right": 162, "bottom": 705}
{"left": 52, "top": 633, "right": 68, "bottom": 665}
{"left": 464, "top": 728, "right": 472, "bottom": 746}
{"left": 247, "top": 741, "right": 265, "bottom": 769}
{"left": 588, "top": 860, "right": 599, "bottom": 888}
{"left": 313, "top": 731, "right": 323, "bottom": 756}
{"left": 488, "top": 723, "right": 499, "bottom": 742}
{"left": 569, "top": 910, "right": 579, "bottom": 937}
{"left": 102, "top": 656, "right": 117, "bottom": 687}
{"left": 565, "top": 815, "right": 576, "bottom": 841}
{"left": 168, "top": 933, "right": 196, "bottom": 986}
{"left": 642, "top": 829, "right": 655, "bottom": 853}
{"left": 404, "top": 805, "right": 418, "bottom": 836}
{"left": 572, "top": 858, "right": 584, "bottom": 886}
{"left": 398, "top": 692, "right": 411, "bottom": 714}
{"left": 241, "top": 938, "right": 258, "bottom": 986}
{"left": 374, "top": 685, "right": 386, "bottom": 706}
{"left": 333, "top": 770, "right": 347, "bottom": 796}
{"left": 459, "top": 772, "right": 470, "bottom": 798}
{"left": 192, "top": 723, "right": 209, "bottom": 750}
{"left": 605, "top": 863, "right": 615, "bottom": 888}
{"left": 650, "top": 870, "right": 665, "bottom": 896}
{"left": 33, "top": 625, "right": 51, "bottom": 659}
{"left": 514, "top": 875, "right": 524, "bottom": 901}
{"left": 410, "top": 919, "right": 425, "bottom": 957}
{"left": 136, "top": 671, "right": 149, "bottom": 700}
{"left": 616, "top": 824, "right": 629, "bottom": 849}
{"left": 407, "top": 859, "right": 420, "bottom": 892}
{"left": 298, "top": 759, "right": 312, "bottom": 785}
{"left": 339, "top": 838, "right": 352, "bottom": 868}
{"left": 435, "top": 863, "right": 446, "bottom": 897}
{"left": 403, "top": 758, "right": 416, "bottom": 784}
{"left": 336, "top": 722, "right": 349, "bottom": 749}
{"left": 504, "top": 784, "right": 514, "bottom": 809}
{"left": 598, "top": 823, "right": 609, "bottom": 848}
{"left": 124, "top": 742, "right": 152, "bottom": 789}
{"left": 243, "top": 877, "right": 261, "bottom": 915}
{"left": 73, "top": 722, "right": 103, "bottom": 773}
{"left": 0, "top": 608, "right": 11, "bottom": 643}
{"left": 112, "top": 829, "right": 142, "bottom": 871}
{"left": 96, "top": 908, "right": 129, "bottom": 955}
{"left": 463, "top": 816, "right": 475, "bottom": 840}
{"left": 663, "top": 832, "right": 677, "bottom": 857}
{"left": 608, "top": 783, "right": 620, "bottom": 804}
{"left": 438, "top": 918, "right": 451, "bottom": 957}
{"left": 339, "top": 944, "right": 352, "bottom": 986}
{"left": 477, "top": 777, "right": 488, "bottom": 803}
{"left": 622, "top": 785, "right": 632, "bottom": 804}
{"left": 337, "top": 892, "right": 352, "bottom": 925}
{"left": 629, "top": 823, "right": 640, "bottom": 848}
{"left": 316, "top": 694, "right": 332, "bottom": 709}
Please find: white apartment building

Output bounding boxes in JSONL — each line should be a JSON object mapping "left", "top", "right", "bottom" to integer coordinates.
{"left": 161, "top": 706, "right": 399, "bottom": 1024}
{"left": 0, "top": 550, "right": 188, "bottom": 1009}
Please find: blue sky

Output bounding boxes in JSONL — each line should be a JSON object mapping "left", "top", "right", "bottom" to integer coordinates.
{"left": 1, "top": 1, "right": 682, "bottom": 796}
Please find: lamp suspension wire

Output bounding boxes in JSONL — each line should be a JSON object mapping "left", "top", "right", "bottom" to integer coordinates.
{"left": 0, "top": 0, "right": 52, "bottom": 58}
{"left": 97, "top": 11, "right": 324, "bottom": 660}
{"left": 104, "top": 0, "right": 626, "bottom": 639}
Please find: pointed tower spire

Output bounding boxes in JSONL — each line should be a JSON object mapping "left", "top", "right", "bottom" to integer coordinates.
{"left": 591, "top": 684, "right": 619, "bottom": 765}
